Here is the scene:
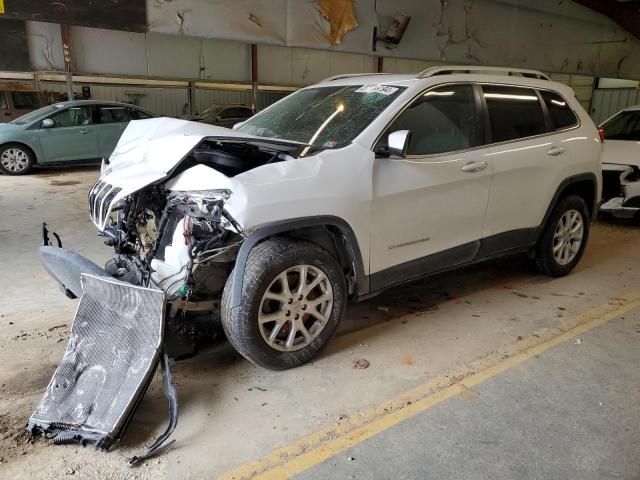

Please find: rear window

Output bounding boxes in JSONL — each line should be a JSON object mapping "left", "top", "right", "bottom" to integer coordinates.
{"left": 540, "top": 90, "right": 578, "bottom": 130}
{"left": 483, "top": 85, "right": 546, "bottom": 143}
{"left": 601, "top": 110, "right": 640, "bottom": 141}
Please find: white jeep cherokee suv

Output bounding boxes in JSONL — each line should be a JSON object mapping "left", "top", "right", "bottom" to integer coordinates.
{"left": 45, "top": 66, "right": 602, "bottom": 370}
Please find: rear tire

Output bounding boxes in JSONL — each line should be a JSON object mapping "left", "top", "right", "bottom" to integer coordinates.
{"left": 0, "top": 143, "right": 34, "bottom": 175}
{"left": 221, "top": 237, "right": 347, "bottom": 370}
{"left": 535, "top": 195, "right": 590, "bottom": 277}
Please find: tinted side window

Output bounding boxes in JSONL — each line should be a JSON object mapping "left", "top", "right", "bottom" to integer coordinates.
{"left": 48, "top": 106, "right": 93, "bottom": 127}
{"left": 0, "top": 93, "right": 7, "bottom": 110}
{"left": 385, "top": 84, "right": 480, "bottom": 155}
{"left": 98, "top": 106, "right": 130, "bottom": 124}
{"left": 130, "top": 108, "right": 152, "bottom": 120}
{"left": 540, "top": 91, "right": 578, "bottom": 130}
{"left": 483, "top": 85, "right": 545, "bottom": 142}
{"left": 11, "top": 92, "right": 39, "bottom": 109}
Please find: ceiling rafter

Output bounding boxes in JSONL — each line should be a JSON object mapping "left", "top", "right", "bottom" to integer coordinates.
{"left": 573, "top": 0, "right": 640, "bottom": 39}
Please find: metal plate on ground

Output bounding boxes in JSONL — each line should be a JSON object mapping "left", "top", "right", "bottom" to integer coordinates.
{"left": 27, "top": 274, "right": 165, "bottom": 449}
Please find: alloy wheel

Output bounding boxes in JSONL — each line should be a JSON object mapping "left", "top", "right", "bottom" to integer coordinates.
{"left": 552, "top": 209, "right": 584, "bottom": 265}
{"left": 1, "top": 148, "right": 30, "bottom": 173}
{"left": 258, "top": 264, "right": 334, "bottom": 352}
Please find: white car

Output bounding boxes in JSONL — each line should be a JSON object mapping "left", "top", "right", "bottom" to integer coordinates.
{"left": 43, "top": 66, "right": 602, "bottom": 370}
{"left": 599, "top": 106, "right": 640, "bottom": 220}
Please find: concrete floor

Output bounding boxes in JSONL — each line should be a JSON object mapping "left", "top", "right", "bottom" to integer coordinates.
{"left": 0, "top": 167, "right": 639, "bottom": 480}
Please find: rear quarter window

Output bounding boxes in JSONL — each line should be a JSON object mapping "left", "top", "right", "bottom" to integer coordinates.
{"left": 540, "top": 90, "right": 578, "bottom": 130}
{"left": 483, "top": 85, "right": 546, "bottom": 143}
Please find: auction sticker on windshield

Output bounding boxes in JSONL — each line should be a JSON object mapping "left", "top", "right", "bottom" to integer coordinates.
{"left": 355, "top": 85, "right": 399, "bottom": 95}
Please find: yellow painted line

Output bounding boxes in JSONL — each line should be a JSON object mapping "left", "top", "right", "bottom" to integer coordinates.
{"left": 0, "top": 0, "right": 4, "bottom": 14}
{"left": 219, "top": 292, "right": 640, "bottom": 480}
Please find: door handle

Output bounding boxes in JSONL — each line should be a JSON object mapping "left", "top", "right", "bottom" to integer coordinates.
{"left": 79, "top": 128, "right": 89, "bottom": 134}
{"left": 461, "top": 161, "right": 488, "bottom": 173}
{"left": 546, "top": 146, "right": 565, "bottom": 156}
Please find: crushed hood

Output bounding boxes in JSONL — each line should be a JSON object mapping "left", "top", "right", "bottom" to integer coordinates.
{"left": 100, "top": 116, "right": 305, "bottom": 201}
{"left": 602, "top": 139, "right": 640, "bottom": 167}
{"left": 105, "top": 117, "right": 240, "bottom": 173}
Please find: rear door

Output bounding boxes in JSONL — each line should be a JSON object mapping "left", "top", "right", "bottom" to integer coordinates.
{"left": 481, "top": 85, "right": 578, "bottom": 250}
{"left": 38, "top": 105, "right": 99, "bottom": 163}
{"left": 96, "top": 105, "right": 131, "bottom": 158}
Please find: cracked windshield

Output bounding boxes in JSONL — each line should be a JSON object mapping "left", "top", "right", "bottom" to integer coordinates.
{"left": 237, "top": 84, "right": 406, "bottom": 150}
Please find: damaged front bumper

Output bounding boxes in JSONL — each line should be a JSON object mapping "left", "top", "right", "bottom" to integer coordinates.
{"left": 600, "top": 163, "right": 640, "bottom": 219}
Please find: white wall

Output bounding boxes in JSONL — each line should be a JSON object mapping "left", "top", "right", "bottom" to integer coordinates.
{"left": 25, "top": 21, "right": 251, "bottom": 82}
{"left": 258, "top": 45, "right": 376, "bottom": 85}
{"left": 147, "top": 0, "right": 640, "bottom": 78}
{"left": 25, "top": 21, "right": 64, "bottom": 71}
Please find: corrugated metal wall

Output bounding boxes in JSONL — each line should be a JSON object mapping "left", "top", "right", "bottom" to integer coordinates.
{"left": 590, "top": 88, "right": 640, "bottom": 124}
{"left": 37, "top": 80, "right": 293, "bottom": 117}
{"left": 193, "top": 88, "right": 251, "bottom": 115}
{"left": 39, "top": 81, "right": 190, "bottom": 116}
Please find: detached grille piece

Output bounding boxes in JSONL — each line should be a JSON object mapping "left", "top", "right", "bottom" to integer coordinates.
{"left": 89, "top": 180, "right": 121, "bottom": 230}
{"left": 27, "top": 274, "right": 165, "bottom": 449}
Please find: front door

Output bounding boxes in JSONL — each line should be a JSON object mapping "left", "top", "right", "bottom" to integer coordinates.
{"left": 38, "top": 105, "right": 99, "bottom": 163}
{"left": 370, "top": 84, "right": 492, "bottom": 290}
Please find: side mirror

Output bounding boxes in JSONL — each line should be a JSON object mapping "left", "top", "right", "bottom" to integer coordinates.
{"left": 387, "top": 130, "right": 412, "bottom": 157}
{"left": 42, "top": 118, "right": 55, "bottom": 128}
{"left": 232, "top": 121, "right": 245, "bottom": 130}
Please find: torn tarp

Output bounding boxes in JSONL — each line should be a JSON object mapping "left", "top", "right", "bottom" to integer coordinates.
{"left": 27, "top": 274, "right": 165, "bottom": 450}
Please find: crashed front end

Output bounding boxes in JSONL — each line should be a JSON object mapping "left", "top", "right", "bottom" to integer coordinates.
{"left": 27, "top": 120, "right": 306, "bottom": 458}
{"left": 600, "top": 163, "right": 640, "bottom": 220}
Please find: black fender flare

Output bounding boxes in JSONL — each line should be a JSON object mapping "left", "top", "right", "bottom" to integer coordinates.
{"left": 230, "top": 215, "right": 367, "bottom": 308}
{"left": 536, "top": 172, "right": 599, "bottom": 240}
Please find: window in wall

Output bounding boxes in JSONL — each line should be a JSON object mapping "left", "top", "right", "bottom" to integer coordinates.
{"left": 383, "top": 84, "right": 480, "bottom": 155}
{"left": 483, "top": 85, "right": 545, "bottom": 142}
{"left": 11, "top": 92, "right": 39, "bottom": 109}
{"left": 540, "top": 90, "right": 578, "bottom": 130}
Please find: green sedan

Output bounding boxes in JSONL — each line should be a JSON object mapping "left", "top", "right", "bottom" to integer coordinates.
{"left": 0, "top": 100, "right": 156, "bottom": 175}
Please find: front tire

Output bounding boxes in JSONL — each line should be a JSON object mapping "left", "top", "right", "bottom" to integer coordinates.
{"left": 221, "top": 237, "right": 347, "bottom": 370}
{"left": 0, "top": 143, "right": 34, "bottom": 175}
{"left": 535, "top": 195, "right": 590, "bottom": 277}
